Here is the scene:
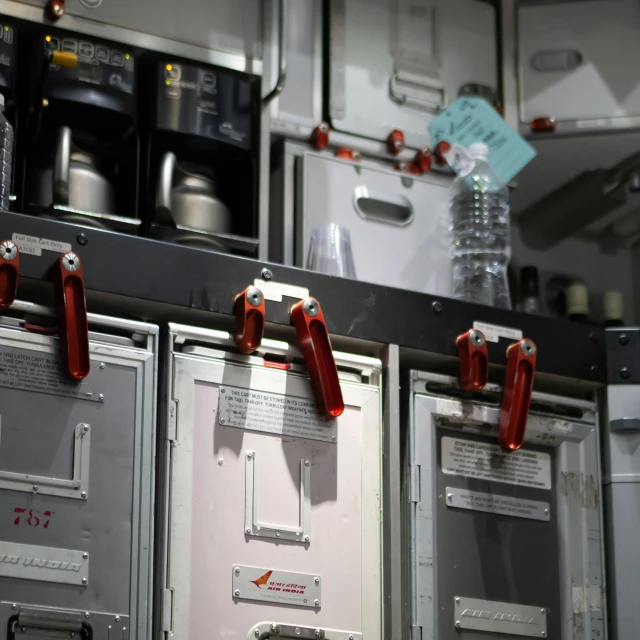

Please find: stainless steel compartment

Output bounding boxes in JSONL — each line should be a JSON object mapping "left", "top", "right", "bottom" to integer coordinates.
{"left": 329, "top": 0, "right": 498, "bottom": 148}
{"left": 296, "top": 151, "right": 452, "bottom": 295}
{"left": 0, "top": 302, "right": 157, "bottom": 640}
{"left": 404, "top": 371, "right": 606, "bottom": 640}
{"left": 156, "top": 324, "right": 383, "bottom": 640}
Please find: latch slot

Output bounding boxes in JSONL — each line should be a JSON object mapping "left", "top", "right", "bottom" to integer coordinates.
{"left": 244, "top": 451, "right": 311, "bottom": 543}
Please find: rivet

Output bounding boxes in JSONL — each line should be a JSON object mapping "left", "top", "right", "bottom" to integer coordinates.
{"left": 331, "top": 436, "right": 336, "bottom": 442}
{"left": 100, "top": 362, "right": 106, "bottom": 369}
{"left": 305, "top": 460, "right": 310, "bottom": 467}
{"left": 455, "top": 597, "right": 460, "bottom": 604}
{"left": 234, "top": 589, "right": 240, "bottom": 597}
{"left": 76, "top": 233, "right": 88, "bottom": 246}
{"left": 540, "top": 608, "right": 545, "bottom": 614}
{"left": 82, "top": 577, "right": 88, "bottom": 585}
{"left": 261, "top": 268, "right": 273, "bottom": 281}
{"left": 98, "top": 394, "right": 105, "bottom": 402}
{"left": 254, "top": 630, "right": 260, "bottom": 637}
{"left": 275, "top": 531, "right": 280, "bottom": 537}
{"left": 455, "top": 621, "right": 461, "bottom": 627}
{"left": 83, "top": 552, "right": 88, "bottom": 559}
{"left": 315, "top": 576, "right": 320, "bottom": 584}
{"left": 81, "top": 491, "right": 87, "bottom": 499}
{"left": 349, "top": 636, "right": 354, "bottom": 640}
{"left": 620, "top": 367, "right": 631, "bottom": 380}
{"left": 245, "top": 528, "right": 252, "bottom": 535}
{"left": 20, "top": 627, "right": 26, "bottom": 634}
{"left": 432, "top": 300, "right": 443, "bottom": 314}
{"left": 219, "top": 417, "right": 225, "bottom": 424}
{"left": 85, "top": 613, "right": 90, "bottom": 619}
{"left": 235, "top": 567, "right": 240, "bottom": 575}
{"left": 11, "top": 604, "right": 17, "bottom": 610}
{"left": 295, "top": 629, "right": 301, "bottom": 636}
{"left": 304, "top": 536, "right": 310, "bottom": 542}
{"left": 70, "top": 633, "right": 75, "bottom": 638}
{"left": 32, "top": 485, "right": 38, "bottom": 492}
{"left": 447, "top": 493, "right": 453, "bottom": 501}
{"left": 314, "top": 599, "right": 320, "bottom": 606}
{"left": 541, "top": 633, "right": 546, "bottom": 638}
{"left": 619, "top": 334, "right": 629, "bottom": 346}
{"left": 115, "top": 616, "right": 120, "bottom": 622}
{"left": 247, "top": 452, "right": 253, "bottom": 459}
{"left": 220, "top": 387, "right": 226, "bottom": 393}
{"left": 544, "top": 508, "right": 549, "bottom": 515}
{"left": 83, "top": 425, "right": 89, "bottom": 432}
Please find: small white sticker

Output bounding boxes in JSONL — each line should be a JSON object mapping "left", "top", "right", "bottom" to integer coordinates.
{"left": 473, "top": 321, "right": 523, "bottom": 344}
{"left": 253, "top": 279, "right": 309, "bottom": 303}
{"left": 12, "top": 233, "right": 72, "bottom": 257}
{"left": 442, "top": 436, "right": 552, "bottom": 490}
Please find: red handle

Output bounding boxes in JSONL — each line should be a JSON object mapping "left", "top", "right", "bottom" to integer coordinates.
{"left": 387, "top": 129, "right": 405, "bottom": 154}
{"left": 234, "top": 286, "right": 265, "bottom": 354}
{"left": 334, "top": 148, "right": 362, "bottom": 162}
{"left": 311, "top": 122, "right": 330, "bottom": 150}
{"left": 54, "top": 252, "right": 90, "bottom": 381}
{"left": 434, "top": 140, "right": 451, "bottom": 166}
{"left": 414, "top": 148, "right": 433, "bottom": 174}
{"left": 0, "top": 241, "right": 19, "bottom": 310}
{"left": 499, "top": 339, "right": 537, "bottom": 452}
{"left": 291, "top": 297, "right": 344, "bottom": 420}
{"left": 46, "top": 0, "right": 65, "bottom": 19}
{"left": 531, "top": 116, "right": 557, "bottom": 133}
{"left": 395, "top": 161, "right": 421, "bottom": 175}
{"left": 456, "top": 329, "right": 488, "bottom": 392}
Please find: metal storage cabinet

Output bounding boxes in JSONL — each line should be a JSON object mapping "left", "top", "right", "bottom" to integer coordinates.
{"left": 0, "top": 301, "right": 157, "bottom": 640}
{"left": 404, "top": 371, "right": 606, "bottom": 640}
{"left": 157, "top": 324, "right": 382, "bottom": 640}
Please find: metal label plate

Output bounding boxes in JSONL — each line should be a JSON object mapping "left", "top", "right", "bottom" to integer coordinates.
{"left": 0, "top": 540, "right": 88, "bottom": 585}
{"left": 455, "top": 596, "right": 547, "bottom": 637}
{"left": 218, "top": 386, "right": 337, "bottom": 443}
{"left": 232, "top": 565, "right": 321, "bottom": 608}
{"left": 11, "top": 233, "right": 72, "bottom": 257}
{"left": 446, "top": 487, "right": 550, "bottom": 522}
{"left": 473, "top": 321, "right": 523, "bottom": 344}
{"left": 442, "top": 437, "right": 552, "bottom": 490}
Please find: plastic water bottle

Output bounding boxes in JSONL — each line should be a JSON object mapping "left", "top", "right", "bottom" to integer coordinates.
{"left": 0, "top": 94, "right": 14, "bottom": 212}
{"left": 449, "top": 142, "right": 511, "bottom": 309}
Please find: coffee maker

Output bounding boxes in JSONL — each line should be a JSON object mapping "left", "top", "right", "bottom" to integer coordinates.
{"left": 144, "top": 58, "right": 260, "bottom": 254}
{"left": 20, "top": 25, "right": 140, "bottom": 231}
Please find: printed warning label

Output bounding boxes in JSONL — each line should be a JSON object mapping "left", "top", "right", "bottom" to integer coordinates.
{"left": 218, "top": 386, "right": 336, "bottom": 443}
{"left": 473, "top": 321, "right": 523, "bottom": 344}
{"left": 0, "top": 346, "right": 96, "bottom": 401}
{"left": 446, "top": 487, "right": 550, "bottom": 522}
{"left": 11, "top": 233, "right": 72, "bottom": 257}
{"left": 441, "top": 436, "right": 551, "bottom": 490}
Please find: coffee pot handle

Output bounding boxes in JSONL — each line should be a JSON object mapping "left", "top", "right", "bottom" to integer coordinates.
{"left": 156, "top": 151, "right": 177, "bottom": 226}
{"left": 53, "top": 126, "right": 71, "bottom": 205}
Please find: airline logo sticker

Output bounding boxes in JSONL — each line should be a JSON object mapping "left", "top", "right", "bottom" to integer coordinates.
{"left": 232, "top": 565, "right": 321, "bottom": 608}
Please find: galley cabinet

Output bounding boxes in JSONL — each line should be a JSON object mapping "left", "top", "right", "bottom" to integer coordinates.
{"left": 403, "top": 371, "right": 606, "bottom": 640}
{"left": 157, "top": 323, "right": 382, "bottom": 640}
{"left": 0, "top": 301, "right": 157, "bottom": 640}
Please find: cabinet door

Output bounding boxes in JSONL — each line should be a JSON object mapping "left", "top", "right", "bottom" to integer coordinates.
{"left": 329, "top": 0, "right": 498, "bottom": 148}
{"left": 299, "top": 152, "right": 452, "bottom": 296}
{"left": 518, "top": 0, "right": 640, "bottom": 131}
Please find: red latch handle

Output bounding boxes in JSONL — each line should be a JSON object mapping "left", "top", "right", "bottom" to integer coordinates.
{"left": 334, "top": 148, "right": 362, "bottom": 162}
{"left": 499, "top": 339, "right": 537, "bottom": 452}
{"left": 387, "top": 129, "right": 405, "bottom": 154}
{"left": 311, "top": 122, "right": 330, "bottom": 150}
{"left": 0, "top": 241, "right": 19, "bottom": 310}
{"left": 291, "top": 297, "right": 344, "bottom": 420}
{"left": 456, "top": 329, "right": 488, "bottom": 391}
{"left": 54, "top": 252, "right": 90, "bottom": 381}
{"left": 234, "top": 286, "right": 265, "bottom": 354}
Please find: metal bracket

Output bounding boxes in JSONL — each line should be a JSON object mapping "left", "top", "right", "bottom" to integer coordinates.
{"left": 409, "top": 464, "right": 421, "bottom": 504}
{"left": 167, "top": 401, "right": 177, "bottom": 442}
{"left": 244, "top": 451, "right": 311, "bottom": 543}
{"left": 0, "top": 423, "right": 90, "bottom": 500}
{"left": 160, "top": 588, "right": 173, "bottom": 634}
{"left": 610, "top": 418, "right": 640, "bottom": 432}
{"left": 247, "top": 622, "right": 361, "bottom": 640}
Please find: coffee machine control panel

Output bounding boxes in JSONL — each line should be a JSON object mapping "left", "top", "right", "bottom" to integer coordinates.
{"left": 45, "top": 33, "right": 136, "bottom": 96}
{"left": 0, "top": 22, "right": 16, "bottom": 93}
{"left": 156, "top": 62, "right": 255, "bottom": 151}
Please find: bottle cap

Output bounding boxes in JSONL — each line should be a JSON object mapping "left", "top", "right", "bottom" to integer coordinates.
{"left": 604, "top": 290, "right": 623, "bottom": 322}
{"left": 520, "top": 266, "right": 539, "bottom": 297}
{"left": 467, "top": 142, "right": 489, "bottom": 161}
{"left": 566, "top": 283, "right": 589, "bottom": 316}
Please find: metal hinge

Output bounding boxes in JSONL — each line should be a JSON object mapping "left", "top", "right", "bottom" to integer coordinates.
{"left": 167, "top": 401, "right": 177, "bottom": 442}
{"left": 409, "top": 464, "right": 421, "bottom": 503}
{"left": 410, "top": 625, "right": 422, "bottom": 640}
{"left": 160, "top": 588, "right": 173, "bottom": 633}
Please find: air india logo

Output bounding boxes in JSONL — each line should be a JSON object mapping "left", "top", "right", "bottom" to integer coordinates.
{"left": 250, "top": 570, "right": 273, "bottom": 589}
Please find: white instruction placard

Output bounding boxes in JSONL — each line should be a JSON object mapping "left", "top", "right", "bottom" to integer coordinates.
{"left": 217, "top": 385, "right": 337, "bottom": 443}
{"left": 442, "top": 436, "right": 551, "bottom": 490}
{"left": 12, "top": 233, "right": 72, "bottom": 257}
{"left": 473, "top": 321, "right": 523, "bottom": 344}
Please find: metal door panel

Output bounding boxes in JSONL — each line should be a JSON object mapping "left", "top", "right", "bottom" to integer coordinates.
{"left": 405, "top": 371, "right": 606, "bottom": 640}
{"left": 518, "top": 0, "right": 640, "bottom": 128}
{"left": 164, "top": 344, "right": 382, "bottom": 639}
{"left": 299, "top": 152, "right": 452, "bottom": 295}
{"left": 330, "top": 0, "right": 498, "bottom": 148}
{"left": 0, "top": 318, "right": 157, "bottom": 640}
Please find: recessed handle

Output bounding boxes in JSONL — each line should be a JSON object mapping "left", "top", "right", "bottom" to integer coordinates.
{"left": 456, "top": 329, "right": 488, "bottom": 392}
{"left": 353, "top": 186, "right": 414, "bottom": 227}
{"left": 0, "top": 241, "right": 19, "bottom": 310}
{"left": 234, "top": 286, "right": 265, "bottom": 354}
{"left": 291, "top": 297, "right": 344, "bottom": 420}
{"left": 499, "top": 339, "right": 537, "bottom": 452}
{"left": 54, "top": 252, "right": 90, "bottom": 382}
